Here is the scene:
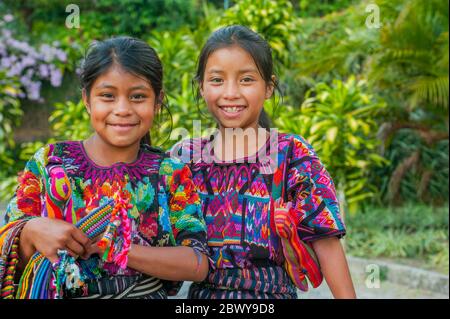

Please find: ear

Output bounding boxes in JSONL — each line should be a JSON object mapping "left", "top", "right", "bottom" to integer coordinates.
{"left": 199, "top": 81, "right": 205, "bottom": 98}
{"left": 155, "top": 90, "right": 165, "bottom": 113}
{"left": 82, "top": 89, "right": 91, "bottom": 115}
{"left": 265, "top": 75, "right": 276, "bottom": 99}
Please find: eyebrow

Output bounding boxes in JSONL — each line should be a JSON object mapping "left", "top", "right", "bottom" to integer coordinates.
{"left": 95, "top": 83, "right": 151, "bottom": 90}
{"left": 207, "top": 68, "right": 259, "bottom": 74}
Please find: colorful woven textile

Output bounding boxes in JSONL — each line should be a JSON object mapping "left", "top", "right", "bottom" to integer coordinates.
{"left": 0, "top": 141, "right": 208, "bottom": 299}
{"left": 15, "top": 200, "right": 114, "bottom": 299}
{"left": 173, "top": 132, "right": 346, "bottom": 299}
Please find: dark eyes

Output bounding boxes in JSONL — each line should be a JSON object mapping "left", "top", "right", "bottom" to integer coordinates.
{"left": 130, "top": 94, "right": 147, "bottom": 101}
{"left": 101, "top": 93, "right": 114, "bottom": 99}
{"left": 208, "top": 77, "right": 255, "bottom": 84}
{"left": 241, "top": 77, "right": 254, "bottom": 83}
{"left": 99, "top": 93, "right": 147, "bottom": 101}
{"left": 210, "top": 78, "right": 223, "bottom": 83}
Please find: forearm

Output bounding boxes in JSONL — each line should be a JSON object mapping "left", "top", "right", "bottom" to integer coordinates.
{"left": 312, "top": 237, "right": 356, "bottom": 299}
{"left": 127, "top": 244, "right": 209, "bottom": 282}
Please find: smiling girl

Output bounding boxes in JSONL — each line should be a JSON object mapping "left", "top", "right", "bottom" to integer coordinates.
{"left": 173, "top": 25, "right": 356, "bottom": 299}
{"left": 0, "top": 36, "right": 209, "bottom": 299}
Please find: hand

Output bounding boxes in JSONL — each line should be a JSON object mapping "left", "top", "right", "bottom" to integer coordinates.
{"left": 22, "top": 217, "right": 90, "bottom": 264}
{"left": 80, "top": 233, "right": 105, "bottom": 260}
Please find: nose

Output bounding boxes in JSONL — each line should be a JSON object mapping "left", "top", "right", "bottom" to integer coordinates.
{"left": 223, "top": 81, "right": 241, "bottom": 100}
{"left": 113, "top": 97, "right": 132, "bottom": 116}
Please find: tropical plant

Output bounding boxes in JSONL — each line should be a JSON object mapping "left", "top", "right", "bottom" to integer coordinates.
{"left": 289, "top": 0, "right": 449, "bottom": 205}
{"left": 0, "top": 70, "right": 23, "bottom": 176}
{"left": 220, "top": 0, "right": 299, "bottom": 67}
{"left": 49, "top": 100, "right": 91, "bottom": 141}
{"left": 276, "top": 76, "right": 387, "bottom": 214}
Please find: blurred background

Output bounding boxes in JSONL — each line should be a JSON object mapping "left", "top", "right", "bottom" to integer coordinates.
{"left": 0, "top": 0, "right": 448, "bottom": 296}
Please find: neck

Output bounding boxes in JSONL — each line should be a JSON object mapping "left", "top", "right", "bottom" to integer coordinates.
{"left": 83, "top": 135, "right": 140, "bottom": 166}
{"left": 214, "top": 124, "right": 269, "bottom": 161}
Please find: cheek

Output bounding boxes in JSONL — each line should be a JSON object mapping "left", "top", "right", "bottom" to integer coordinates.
{"left": 202, "top": 86, "right": 221, "bottom": 104}
{"left": 89, "top": 99, "right": 110, "bottom": 118}
{"left": 243, "top": 88, "right": 266, "bottom": 108}
{"left": 138, "top": 108, "right": 156, "bottom": 127}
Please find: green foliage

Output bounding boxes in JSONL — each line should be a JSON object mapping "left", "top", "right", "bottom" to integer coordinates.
{"left": 276, "top": 76, "right": 387, "bottom": 212}
{"left": 0, "top": 71, "right": 23, "bottom": 176}
{"left": 6, "top": 0, "right": 204, "bottom": 38}
{"left": 371, "top": 0, "right": 449, "bottom": 111}
{"left": 49, "top": 100, "right": 91, "bottom": 141}
{"left": 220, "top": 0, "right": 299, "bottom": 67}
{"left": 346, "top": 203, "right": 449, "bottom": 273}
{"left": 291, "top": 0, "right": 449, "bottom": 206}
{"left": 373, "top": 128, "right": 449, "bottom": 205}
{"left": 296, "top": 0, "right": 358, "bottom": 17}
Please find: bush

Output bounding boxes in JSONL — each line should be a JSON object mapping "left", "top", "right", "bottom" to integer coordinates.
{"left": 346, "top": 203, "right": 449, "bottom": 273}
{"left": 275, "top": 76, "right": 388, "bottom": 213}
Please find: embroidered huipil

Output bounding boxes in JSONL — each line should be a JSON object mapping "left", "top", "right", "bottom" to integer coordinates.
{"left": 0, "top": 141, "right": 208, "bottom": 299}
{"left": 173, "top": 132, "right": 346, "bottom": 299}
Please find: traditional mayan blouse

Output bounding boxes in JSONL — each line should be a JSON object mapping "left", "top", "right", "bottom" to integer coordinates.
{"left": 0, "top": 141, "right": 208, "bottom": 299}
{"left": 172, "top": 132, "right": 346, "bottom": 299}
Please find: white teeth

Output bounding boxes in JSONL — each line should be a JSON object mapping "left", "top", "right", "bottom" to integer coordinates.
{"left": 222, "top": 106, "right": 243, "bottom": 113}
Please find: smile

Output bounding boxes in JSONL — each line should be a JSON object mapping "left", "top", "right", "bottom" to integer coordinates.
{"left": 107, "top": 123, "right": 139, "bottom": 132}
{"left": 219, "top": 105, "right": 246, "bottom": 114}
{"left": 108, "top": 123, "right": 139, "bottom": 126}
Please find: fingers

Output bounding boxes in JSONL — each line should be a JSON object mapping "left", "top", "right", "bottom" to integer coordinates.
{"left": 66, "top": 248, "right": 80, "bottom": 259}
{"left": 80, "top": 242, "right": 101, "bottom": 260}
{"left": 70, "top": 228, "right": 90, "bottom": 247}
{"left": 66, "top": 235, "right": 86, "bottom": 257}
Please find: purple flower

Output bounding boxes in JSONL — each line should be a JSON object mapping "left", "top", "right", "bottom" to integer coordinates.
{"left": 3, "top": 14, "right": 14, "bottom": 23}
{"left": 27, "top": 81, "right": 41, "bottom": 100}
{"left": 7, "top": 62, "right": 24, "bottom": 77}
{"left": 55, "top": 49, "right": 67, "bottom": 62}
{"left": 1, "top": 57, "right": 13, "bottom": 69}
{"left": 39, "top": 44, "right": 53, "bottom": 62}
{"left": 1, "top": 29, "right": 12, "bottom": 38}
{"left": 21, "top": 56, "right": 36, "bottom": 68}
{"left": 50, "top": 68, "right": 63, "bottom": 87}
{"left": 7, "top": 39, "right": 31, "bottom": 53}
{"left": 39, "top": 64, "right": 49, "bottom": 78}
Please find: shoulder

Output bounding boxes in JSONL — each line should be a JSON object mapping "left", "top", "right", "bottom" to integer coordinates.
{"left": 159, "top": 155, "right": 189, "bottom": 178}
{"left": 278, "top": 132, "right": 318, "bottom": 159}
{"left": 167, "top": 137, "right": 209, "bottom": 164}
{"left": 30, "top": 141, "right": 73, "bottom": 167}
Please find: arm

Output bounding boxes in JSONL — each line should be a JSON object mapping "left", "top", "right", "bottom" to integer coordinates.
{"left": 311, "top": 237, "right": 356, "bottom": 299}
{"left": 128, "top": 161, "right": 209, "bottom": 282}
{"left": 127, "top": 245, "right": 208, "bottom": 282}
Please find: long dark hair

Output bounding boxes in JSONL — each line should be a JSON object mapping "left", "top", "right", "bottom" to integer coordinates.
{"left": 194, "top": 25, "right": 282, "bottom": 130}
{"left": 80, "top": 36, "right": 170, "bottom": 145}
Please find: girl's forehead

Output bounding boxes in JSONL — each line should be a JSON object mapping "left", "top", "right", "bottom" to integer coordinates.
{"left": 206, "top": 45, "right": 257, "bottom": 69}
{"left": 93, "top": 64, "right": 153, "bottom": 88}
